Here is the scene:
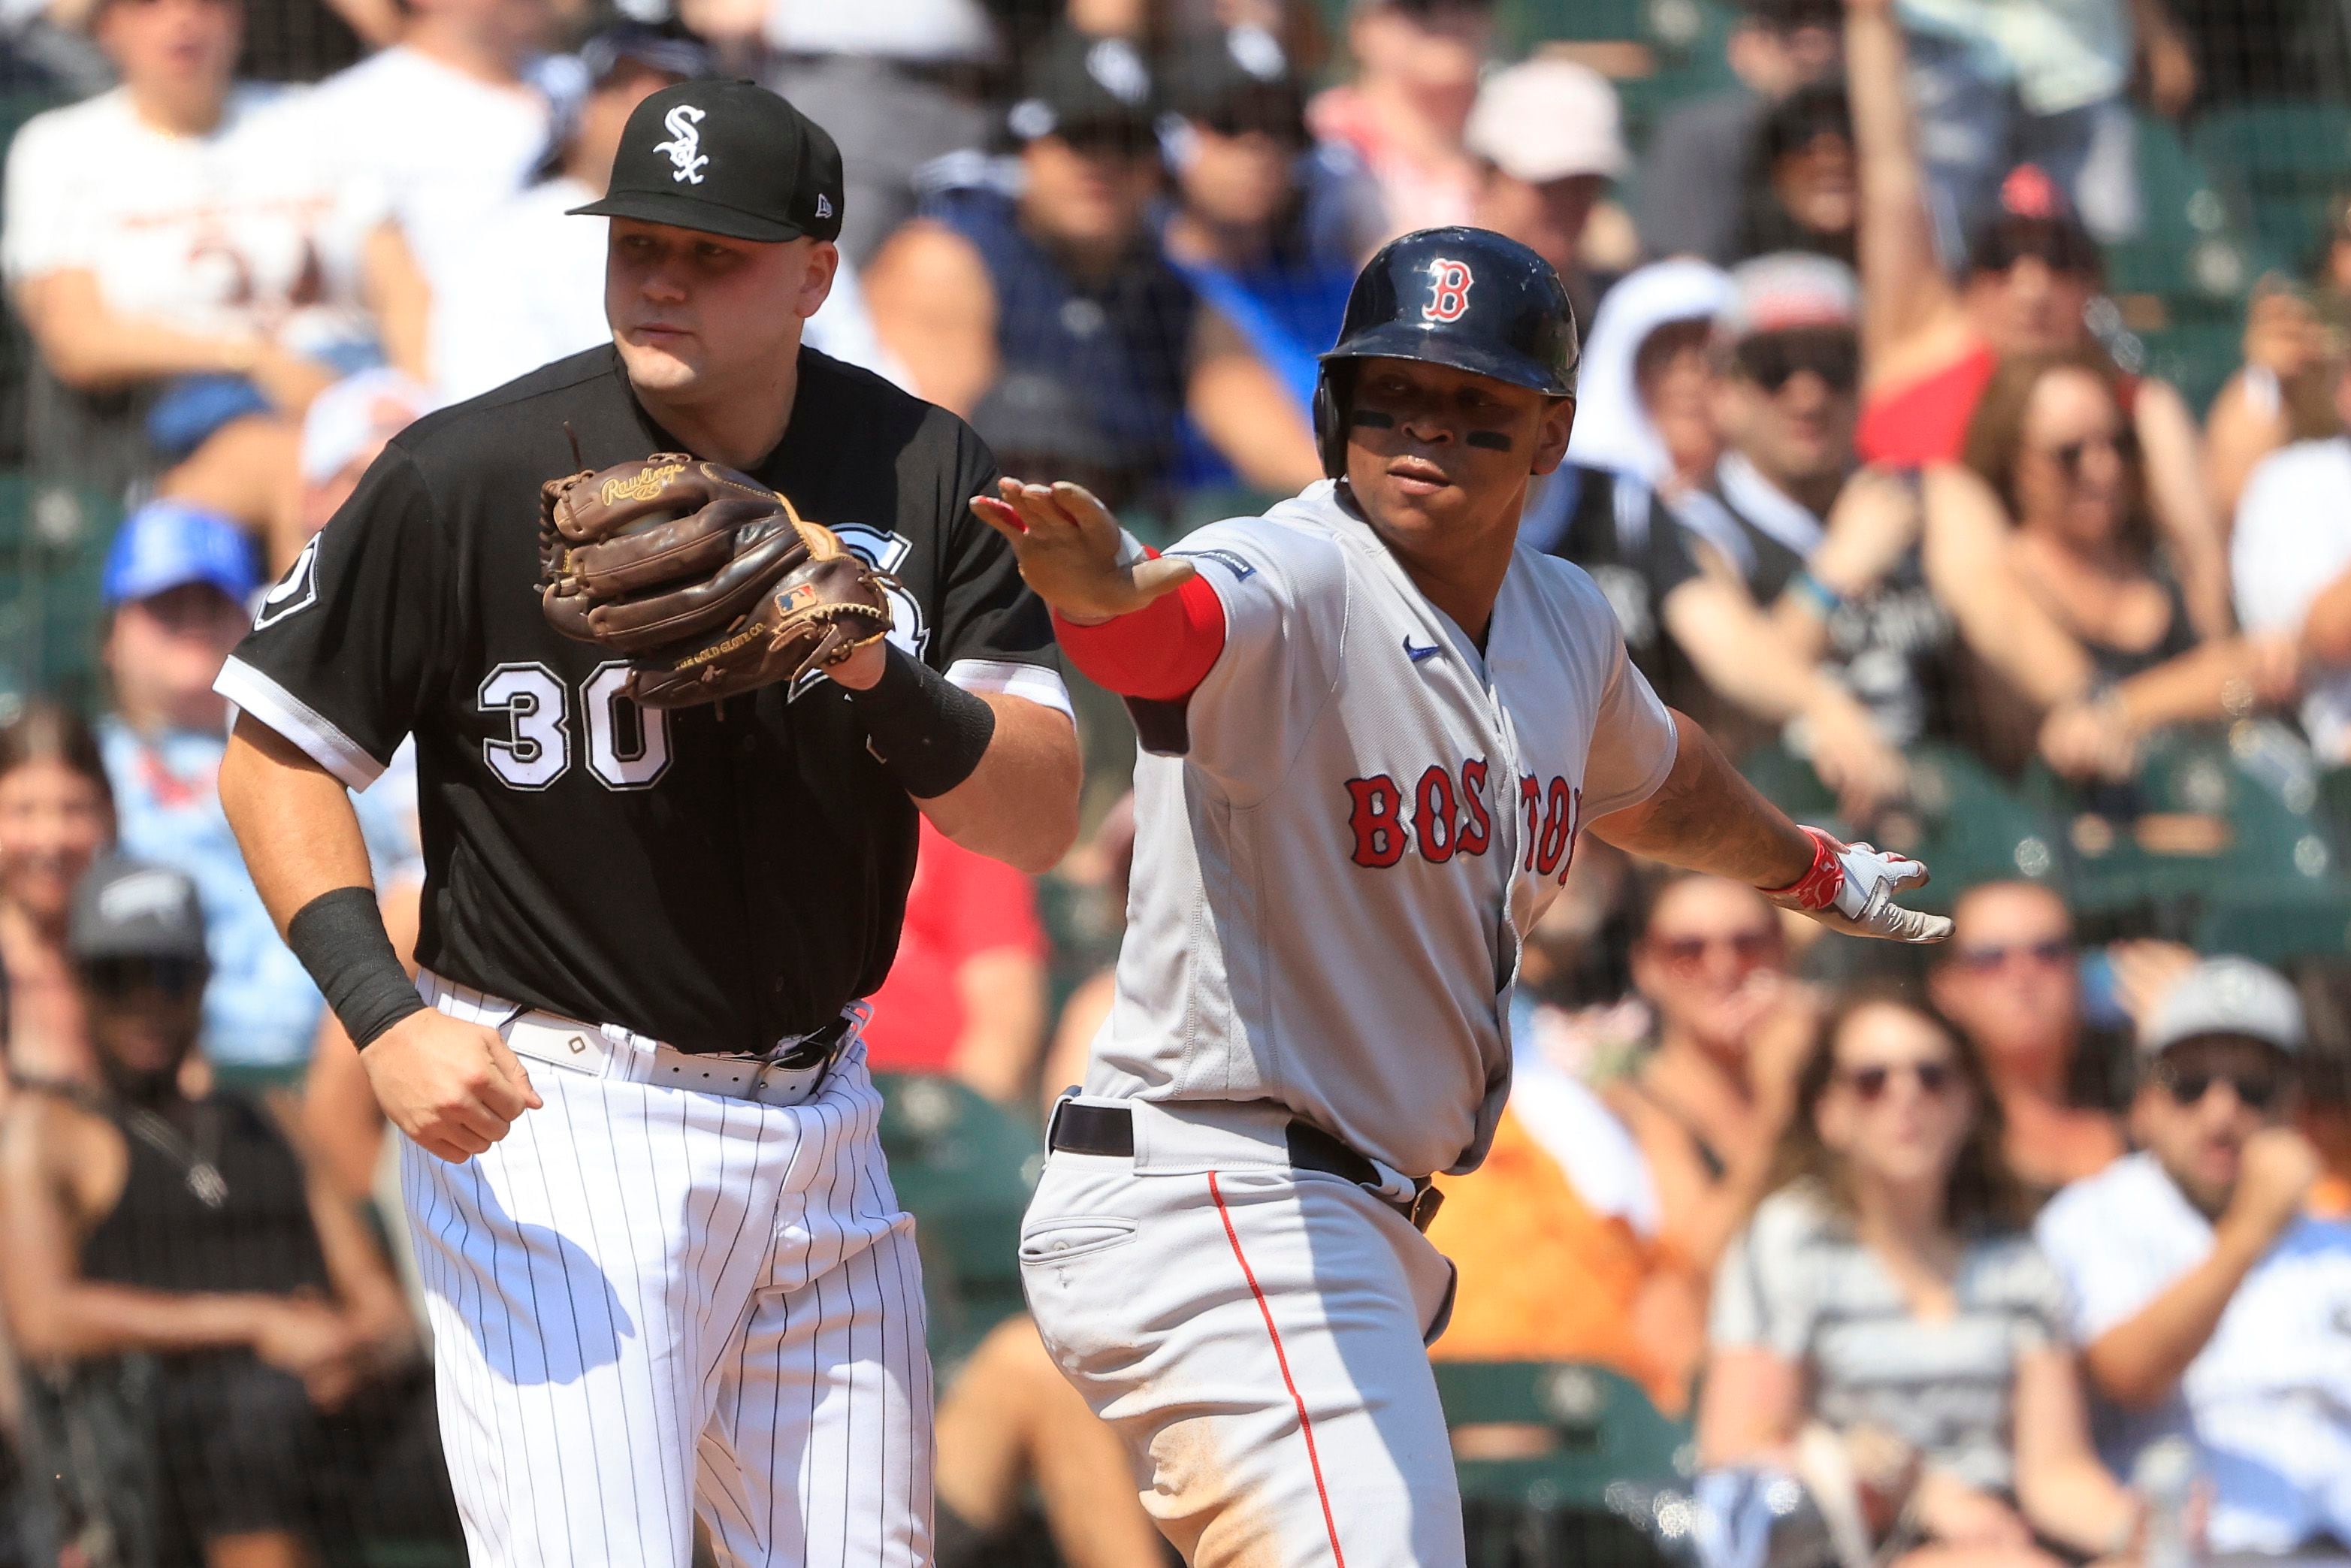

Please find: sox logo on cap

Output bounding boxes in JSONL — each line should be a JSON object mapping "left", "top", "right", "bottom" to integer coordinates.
{"left": 653, "top": 103, "right": 709, "bottom": 184}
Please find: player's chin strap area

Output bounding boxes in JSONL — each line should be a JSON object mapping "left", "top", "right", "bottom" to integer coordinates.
{"left": 417, "top": 969, "right": 863, "bottom": 1109}
{"left": 1046, "top": 1097, "right": 1445, "bottom": 1233}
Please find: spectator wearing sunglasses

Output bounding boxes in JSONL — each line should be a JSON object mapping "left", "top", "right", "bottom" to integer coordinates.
{"left": 1702, "top": 988, "right": 2142, "bottom": 1566}
{"left": 1600, "top": 873, "right": 1814, "bottom": 1288}
{"left": 0, "top": 857, "right": 427, "bottom": 1563}
{"left": 869, "top": 27, "right": 1312, "bottom": 500}
{"left": 1843, "top": 0, "right": 2227, "bottom": 642}
{"left": 2035, "top": 957, "right": 2351, "bottom": 1554}
{"left": 1946, "top": 350, "right": 2295, "bottom": 781}
{"left": 1928, "top": 881, "right": 2126, "bottom": 1191}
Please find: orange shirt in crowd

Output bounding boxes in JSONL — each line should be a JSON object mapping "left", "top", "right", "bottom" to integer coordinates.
{"left": 1428, "top": 1105, "right": 1698, "bottom": 1415}
{"left": 861, "top": 818, "right": 1047, "bottom": 1074}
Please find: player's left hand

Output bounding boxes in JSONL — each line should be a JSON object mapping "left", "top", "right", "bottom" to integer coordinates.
{"left": 972, "top": 479, "right": 1195, "bottom": 625}
{"left": 1763, "top": 826, "right": 1952, "bottom": 944}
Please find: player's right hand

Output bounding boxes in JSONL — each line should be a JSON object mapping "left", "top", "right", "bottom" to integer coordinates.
{"left": 361, "top": 1009, "right": 542, "bottom": 1162}
{"left": 971, "top": 478, "right": 1196, "bottom": 625}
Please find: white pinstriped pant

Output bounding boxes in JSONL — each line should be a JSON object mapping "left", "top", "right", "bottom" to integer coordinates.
{"left": 400, "top": 981, "right": 932, "bottom": 1568}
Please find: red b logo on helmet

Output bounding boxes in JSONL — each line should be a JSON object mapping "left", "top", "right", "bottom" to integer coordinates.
{"left": 1424, "top": 258, "right": 1473, "bottom": 323}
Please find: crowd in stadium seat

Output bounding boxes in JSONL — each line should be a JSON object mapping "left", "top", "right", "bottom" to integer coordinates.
{"left": 2, "top": 0, "right": 2351, "bottom": 1560}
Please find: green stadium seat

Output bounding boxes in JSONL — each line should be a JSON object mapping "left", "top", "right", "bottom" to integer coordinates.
{"left": 1435, "top": 1359, "right": 1690, "bottom": 1507}
{"left": 2190, "top": 101, "right": 2351, "bottom": 275}
{"left": 873, "top": 1074, "right": 1044, "bottom": 1371}
{"left": 2192, "top": 885, "right": 2351, "bottom": 963}
{"left": 2108, "top": 113, "right": 2254, "bottom": 304}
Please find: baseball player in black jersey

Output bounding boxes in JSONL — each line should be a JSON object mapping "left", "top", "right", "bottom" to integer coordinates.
{"left": 216, "top": 80, "right": 1080, "bottom": 1568}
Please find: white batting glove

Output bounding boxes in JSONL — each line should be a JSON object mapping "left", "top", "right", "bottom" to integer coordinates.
{"left": 1761, "top": 826, "right": 1954, "bottom": 944}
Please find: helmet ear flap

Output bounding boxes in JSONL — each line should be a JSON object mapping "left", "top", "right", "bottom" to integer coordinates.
{"left": 1313, "top": 362, "right": 1353, "bottom": 480}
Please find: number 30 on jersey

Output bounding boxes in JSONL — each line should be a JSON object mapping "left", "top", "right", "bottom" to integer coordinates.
{"left": 478, "top": 662, "right": 669, "bottom": 791}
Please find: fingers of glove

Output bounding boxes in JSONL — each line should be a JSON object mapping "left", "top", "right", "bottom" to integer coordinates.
{"left": 1802, "top": 902, "right": 1953, "bottom": 944}
{"left": 563, "top": 504, "right": 754, "bottom": 597}
{"left": 1126, "top": 552, "right": 1197, "bottom": 604}
{"left": 585, "top": 526, "right": 811, "bottom": 647}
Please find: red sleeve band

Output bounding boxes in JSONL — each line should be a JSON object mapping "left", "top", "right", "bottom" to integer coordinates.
{"left": 1051, "top": 552, "right": 1228, "bottom": 703}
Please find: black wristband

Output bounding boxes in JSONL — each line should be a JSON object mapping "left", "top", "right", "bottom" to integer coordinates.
{"left": 286, "top": 887, "right": 425, "bottom": 1050}
{"left": 845, "top": 644, "right": 997, "bottom": 799}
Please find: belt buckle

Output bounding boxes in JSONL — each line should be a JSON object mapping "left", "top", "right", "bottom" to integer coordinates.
{"left": 1404, "top": 1183, "right": 1444, "bottom": 1233}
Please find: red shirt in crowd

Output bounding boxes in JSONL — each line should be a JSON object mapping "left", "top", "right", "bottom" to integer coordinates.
{"left": 1858, "top": 340, "right": 2140, "bottom": 467}
{"left": 861, "top": 817, "right": 1049, "bottom": 1074}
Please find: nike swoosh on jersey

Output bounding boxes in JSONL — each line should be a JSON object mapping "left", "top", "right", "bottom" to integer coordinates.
{"left": 1404, "top": 638, "right": 1441, "bottom": 663}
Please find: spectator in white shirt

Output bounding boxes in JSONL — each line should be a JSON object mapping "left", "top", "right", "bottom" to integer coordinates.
{"left": 2, "top": 0, "right": 427, "bottom": 566}
{"left": 299, "top": 0, "right": 561, "bottom": 310}
{"left": 2035, "top": 957, "right": 2351, "bottom": 1554}
{"left": 431, "top": 26, "right": 900, "bottom": 403}
{"left": 2232, "top": 354, "right": 2351, "bottom": 762}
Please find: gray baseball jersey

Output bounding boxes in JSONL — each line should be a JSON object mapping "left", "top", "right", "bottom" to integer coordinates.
{"left": 1087, "top": 479, "right": 1679, "bottom": 1177}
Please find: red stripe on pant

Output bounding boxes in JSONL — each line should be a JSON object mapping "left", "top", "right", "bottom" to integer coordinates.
{"left": 1206, "top": 1171, "right": 1349, "bottom": 1568}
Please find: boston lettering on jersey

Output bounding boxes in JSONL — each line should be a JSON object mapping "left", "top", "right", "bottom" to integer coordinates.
{"left": 217, "top": 344, "right": 1065, "bottom": 1054}
{"left": 1343, "top": 762, "right": 1581, "bottom": 881}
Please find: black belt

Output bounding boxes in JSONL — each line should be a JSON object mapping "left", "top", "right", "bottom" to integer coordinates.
{"left": 1047, "top": 1102, "right": 1444, "bottom": 1233}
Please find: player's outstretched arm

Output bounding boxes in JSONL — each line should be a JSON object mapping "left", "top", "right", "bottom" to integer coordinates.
{"left": 1588, "top": 711, "right": 1953, "bottom": 944}
{"left": 219, "top": 717, "right": 543, "bottom": 1162}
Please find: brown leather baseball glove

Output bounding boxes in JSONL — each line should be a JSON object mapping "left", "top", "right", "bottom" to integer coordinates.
{"left": 539, "top": 455, "right": 895, "bottom": 708}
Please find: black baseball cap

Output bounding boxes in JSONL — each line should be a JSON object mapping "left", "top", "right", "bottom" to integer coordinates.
{"left": 1007, "top": 28, "right": 1157, "bottom": 145}
{"left": 572, "top": 79, "right": 844, "bottom": 244}
{"left": 69, "top": 857, "right": 207, "bottom": 964}
{"left": 1165, "top": 26, "right": 1307, "bottom": 140}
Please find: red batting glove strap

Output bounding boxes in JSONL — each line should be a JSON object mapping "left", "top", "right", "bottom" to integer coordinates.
{"left": 1761, "top": 826, "right": 1846, "bottom": 911}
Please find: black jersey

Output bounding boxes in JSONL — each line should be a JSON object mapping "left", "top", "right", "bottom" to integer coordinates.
{"left": 219, "top": 344, "right": 1065, "bottom": 1054}
{"left": 1522, "top": 461, "right": 1706, "bottom": 711}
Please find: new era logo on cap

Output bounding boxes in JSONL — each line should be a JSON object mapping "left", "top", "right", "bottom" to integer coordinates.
{"left": 572, "top": 80, "right": 845, "bottom": 245}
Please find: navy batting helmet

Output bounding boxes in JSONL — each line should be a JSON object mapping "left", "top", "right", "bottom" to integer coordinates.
{"left": 1313, "top": 226, "right": 1581, "bottom": 478}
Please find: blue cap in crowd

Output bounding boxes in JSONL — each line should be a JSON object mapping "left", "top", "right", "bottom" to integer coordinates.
{"left": 101, "top": 500, "right": 258, "bottom": 609}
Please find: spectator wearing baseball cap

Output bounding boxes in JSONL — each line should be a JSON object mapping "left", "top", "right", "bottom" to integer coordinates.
{"left": 1844, "top": 0, "right": 2229, "bottom": 640}
{"left": 870, "top": 27, "right": 1314, "bottom": 500}
{"left": 95, "top": 502, "right": 411, "bottom": 1080}
{"left": 1466, "top": 58, "right": 1627, "bottom": 318}
{"left": 2036, "top": 957, "right": 2351, "bottom": 1554}
{"left": 1637, "top": 0, "right": 1842, "bottom": 264}
{"left": 1306, "top": 0, "right": 1493, "bottom": 242}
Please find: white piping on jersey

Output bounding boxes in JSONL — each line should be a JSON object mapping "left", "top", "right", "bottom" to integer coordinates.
{"left": 944, "top": 658, "right": 1076, "bottom": 722}
{"left": 214, "top": 654, "right": 386, "bottom": 790}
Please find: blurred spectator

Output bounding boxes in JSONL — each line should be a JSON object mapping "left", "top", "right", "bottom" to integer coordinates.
{"left": 1430, "top": 1031, "right": 1703, "bottom": 1412}
{"left": 98, "top": 502, "right": 412, "bottom": 1077}
{"left": 298, "top": 0, "right": 560, "bottom": 311}
{"left": 1306, "top": 0, "right": 1489, "bottom": 240}
{"left": 2036, "top": 957, "right": 2351, "bottom": 1552}
{"left": 0, "top": 857, "right": 420, "bottom": 1565}
{"left": 863, "top": 817, "right": 1049, "bottom": 1107}
{"left": 1, "top": 0, "right": 428, "bottom": 561}
{"left": 434, "top": 26, "right": 903, "bottom": 402}
{"left": 296, "top": 366, "right": 433, "bottom": 540}
{"left": 1599, "top": 874, "right": 1812, "bottom": 1283}
{"left": 1464, "top": 57, "right": 1624, "bottom": 319}
{"left": 932, "top": 1314, "right": 1164, "bottom": 1568}
{"left": 1566, "top": 257, "right": 1733, "bottom": 494}
{"left": 1700, "top": 989, "right": 2142, "bottom": 1563}
{"left": 1638, "top": 0, "right": 1842, "bottom": 264}
{"left": 869, "top": 28, "right": 1316, "bottom": 494}
{"left": 1731, "top": 83, "right": 1857, "bottom": 267}
{"left": 1846, "top": 0, "right": 2226, "bottom": 639}
{"left": 764, "top": 0, "right": 998, "bottom": 264}
{"left": 2232, "top": 349, "right": 2351, "bottom": 763}
{"left": 1156, "top": 25, "right": 1366, "bottom": 491}
{"left": 0, "top": 704, "right": 113, "bottom": 1089}
{"left": 1929, "top": 881, "right": 2126, "bottom": 1189}
{"left": 1951, "top": 351, "right": 2295, "bottom": 781}
{"left": 1893, "top": 0, "right": 2182, "bottom": 246}
{"left": 2205, "top": 270, "right": 2346, "bottom": 525}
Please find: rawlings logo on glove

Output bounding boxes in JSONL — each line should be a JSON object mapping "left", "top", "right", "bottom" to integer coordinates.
{"left": 1762, "top": 826, "right": 1954, "bottom": 944}
{"left": 539, "top": 454, "right": 895, "bottom": 708}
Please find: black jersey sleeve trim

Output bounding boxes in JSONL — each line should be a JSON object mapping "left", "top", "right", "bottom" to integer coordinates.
{"left": 943, "top": 658, "right": 1073, "bottom": 721}
{"left": 213, "top": 656, "right": 386, "bottom": 790}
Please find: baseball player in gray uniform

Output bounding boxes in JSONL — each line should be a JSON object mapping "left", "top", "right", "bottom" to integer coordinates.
{"left": 972, "top": 228, "right": 1953, "bottom": 1568}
